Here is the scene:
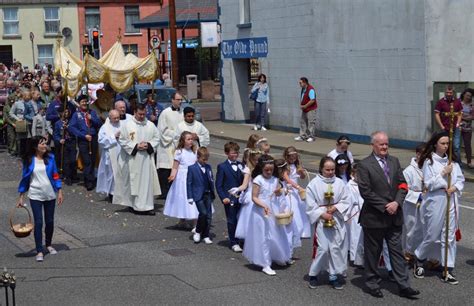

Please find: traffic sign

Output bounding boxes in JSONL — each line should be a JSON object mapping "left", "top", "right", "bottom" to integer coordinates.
{"left": 150, "top": 35, "right": 160, "bottom": 49}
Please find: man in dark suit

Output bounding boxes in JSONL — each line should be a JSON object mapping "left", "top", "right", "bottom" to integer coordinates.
{"left": 215, "top": 142, "right": 244, "bottom": 252}
{"left": 187, "top": 147, "right": 216, "bottom": 244}
{"left": 358, "top": 131, "right": 420, "bottom": 299}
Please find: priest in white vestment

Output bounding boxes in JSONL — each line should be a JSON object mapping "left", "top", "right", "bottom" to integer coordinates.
{"left": 116, "top": 104, "right": 161, "bottom": 215}
{"left": 105, "top": 100, "right": 132, "bottom": 124}
{"left": 174, "top": 106, "right": 210, "bottom": 147}
{"left": 96, "top": 110, "right": 121, "bottom": 200}
{"left": 156, "top": 92, "right": 184, "bottom": 197}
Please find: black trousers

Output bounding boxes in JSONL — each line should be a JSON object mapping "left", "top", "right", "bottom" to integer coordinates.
{"left": 55, "top": 140, "right": 77, "bottom": 180}
{"left": 158, "top": 168, "right": 171, "bottom": 198}
{"left": 363, "top": 226, "right": 410, "bottom": 291}
{"left": 77, "top": 137, "right": 98, "bottom": 189}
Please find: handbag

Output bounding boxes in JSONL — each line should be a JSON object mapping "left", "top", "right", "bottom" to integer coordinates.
{"left": 15, "top": 120, "right": 27, "bottom": 133}
{"left": 250, "top": 88, "right": 258, "bottom": 101}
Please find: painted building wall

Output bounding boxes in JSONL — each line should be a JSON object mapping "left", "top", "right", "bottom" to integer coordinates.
{"left": 77, "top": 2, "right": 161, "bottom": 58}
{"left": 0, "top": 4, "right": 80, "bottom": 67}
{"left": 220, "top": 0, "right": 472, "bottom": 143}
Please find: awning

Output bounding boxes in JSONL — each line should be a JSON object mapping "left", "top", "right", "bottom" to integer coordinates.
{"left": 133, "top": 0, "right": 217, "bottom": 29}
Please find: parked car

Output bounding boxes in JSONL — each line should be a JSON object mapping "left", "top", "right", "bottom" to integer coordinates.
{"left": 122, "top": 84, "right": 202, "bottom": 122}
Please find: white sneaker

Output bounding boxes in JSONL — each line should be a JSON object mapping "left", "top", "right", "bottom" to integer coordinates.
{"left": 191, "top": 227, "right": 196, "bottom": 234}
{"left": 261, "top": 126, "right": 267, "bottom": 131}
{"left": 253, "top": 125, "right": 258, "bottom": 131}
{"left": 294, "top": 136, "right": 304, "bottom": 141}
{"left": 203, "top": 237, "right": 213, "bottom": 244}
{"left": 193, "top": 232, "right": 201, "bottom": 243}
{"left": 262, "top": 266, "right": 276, "bottom": 276}
{"left": 47, "top": 246, "right": 58, "bottom": 255}
{"left": 306, "top": 137, "right": 315, "bottom": 142}
{"left": 231, "top": 244, "right": 243, "bottom": 252}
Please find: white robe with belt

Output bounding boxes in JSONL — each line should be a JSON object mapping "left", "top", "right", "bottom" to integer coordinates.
{"left": 116, "top": 117, "right": 161, "bottom": 211}
{"left": 415, "top": 153, "right": 464, "bottom": 268}
{"left": 174, "top": 120, "right": 210, "bottom": 147}
{"left": 96, "top": 121, "right": 121, "bottom": 195}
{"left": 306, "top": 175, "right": 350, "bottom": 276}
{"left": 156, "top": 107, "right": 183, "bottom": 169}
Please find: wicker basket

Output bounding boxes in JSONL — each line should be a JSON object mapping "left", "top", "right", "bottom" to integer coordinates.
{"left": 9, "top": 206, "right": 34, "bottom": 238}
{"left": 275, "top": 211, "right": 294, "bottom": 225}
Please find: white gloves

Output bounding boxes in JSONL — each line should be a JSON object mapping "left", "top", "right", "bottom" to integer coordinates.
{"left": 228, "top": 187, "right": 240, "bottom": 196}
{"left": 187, "top": 199, "right": 195, "bottom": 205}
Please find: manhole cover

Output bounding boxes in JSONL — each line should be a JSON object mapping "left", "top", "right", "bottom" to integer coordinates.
{"left": 164, "top": 248, "right": 194, "bottom": 257}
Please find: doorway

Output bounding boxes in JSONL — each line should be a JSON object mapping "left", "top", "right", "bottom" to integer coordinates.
{"left": 0, "top": 45, "right": 13, "bottom": 68}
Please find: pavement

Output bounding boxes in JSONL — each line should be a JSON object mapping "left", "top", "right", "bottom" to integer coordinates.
{"left": 205, "top": 121, "right": 474, "bottom": 181}
{"left": 1, "top": 135, "right": 474, "bottom": 305}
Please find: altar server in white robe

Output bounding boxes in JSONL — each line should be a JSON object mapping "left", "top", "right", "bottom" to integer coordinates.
{"left": 402, "top": 144, "right": 425, "bottom": 261}
{"left": 174, "top": 106, "right": 210, "bottom": 148}
{"left": 117, "top": 104, "right": 161, "bottom": 215}
{"left": 414, "top": 131, "right": 464, "bottom": 284}
{"left": 306, "top": 157, "right": 351, "bottom": 290}
{"left": 156, "top": 92, "right": 184, "bottom": 198}
{"left": 96, "top": 110, "right": 121, "bottom": 200}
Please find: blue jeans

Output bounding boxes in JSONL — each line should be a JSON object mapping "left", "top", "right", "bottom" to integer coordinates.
{"left": 30, "top": 199, "right": 56, "bottom": 253}
{"left": 453, "top": 127, "right": 461, "bottom": 163}
{"left": 77, "top": 136, "right": 98, "bottom": 188}
{"left": 254, "top": 102, "right": 267, "bottom": 129}
{"left": 224, "top": 202, "right": 241, "bottom": 247}
{"left": 195, "top": 193, "right": 213, "bottom": 238}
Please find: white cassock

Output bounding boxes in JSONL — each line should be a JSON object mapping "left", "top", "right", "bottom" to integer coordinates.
{"left": 96, "top": 121, "right": 121, "bottom": 195}
{"left": 156, "top": 107, "right": 183, "bottom": 169}
{"left": 402, "top": 157, "right": 424, "bottom": 254}
{"left": 174, "top": 120, "right": 210, "bottom": 147}
{"left": 415, "top": 153, "right": 464, "bottom": 268}
{"left": 346, "top": 179, "right": 364, "bottom": 266}
{"left": 116, "top": 117, "right": 161, "bottom": 211}
{"left": 306, "top": 174, "right": 350, "bottom": 276}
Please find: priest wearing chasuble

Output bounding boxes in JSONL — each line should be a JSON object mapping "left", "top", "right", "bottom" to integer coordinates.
{"left": 116, "top": 104, "right": 161, "bottom": 215}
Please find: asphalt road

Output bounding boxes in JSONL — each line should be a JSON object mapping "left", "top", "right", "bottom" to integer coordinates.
{"left": 1, "top": 138, "right": 474, "bottom": 305}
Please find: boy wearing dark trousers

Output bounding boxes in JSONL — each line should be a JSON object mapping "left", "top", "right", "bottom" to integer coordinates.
{"left": 187, "top": 147, "right": 215, "bottom": 244}
{"left": 216, "top": 142, "right": 244, "bottom": 252}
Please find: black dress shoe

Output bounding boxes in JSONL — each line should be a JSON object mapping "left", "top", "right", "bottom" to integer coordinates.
{"left": 143, "top": 210, "right": 156, "bottom": 216}
{"left": 399, "top": 287, "right": 420, "bottom": 299}
{"left": 388, "top": 271, "right": 396, "bottom": 282}
{"left": 367, "top": 288, "right": 383, "bottom": 298}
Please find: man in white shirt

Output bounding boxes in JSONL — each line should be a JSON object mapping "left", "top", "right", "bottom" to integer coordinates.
{"left": 174, "top": 106, "right": 210, "bottom": 147}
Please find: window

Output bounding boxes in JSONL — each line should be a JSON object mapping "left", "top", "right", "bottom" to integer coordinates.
{"left": 85, "top": 7, "right": 100, "bottom": 30}
{"left": 122, "top": 44, "right": 138, "bottom": 57}
{"left": 3, "top": 8, "right": 19, "bottom": 35}
{"left": 239, "top": 0, "right": 251, "bottom": 24}
{"left": 124, "top": 6, "right": 140, "bottom": 33}
{"left": 38, "top": 45, "right": 54, "bottom": 66}
{"left": 44, "top": 7, "right": 60, "bottom": 34}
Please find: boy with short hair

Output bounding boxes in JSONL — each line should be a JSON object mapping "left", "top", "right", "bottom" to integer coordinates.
{"left": 216, "top": 142, "right": 245, "bottom": 252}
{"left": 187, "top": 147, "right": 215, "bottom": 244}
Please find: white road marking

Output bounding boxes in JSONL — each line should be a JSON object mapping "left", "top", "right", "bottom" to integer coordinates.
{"left": 459, "top": 204, "right": 474, "bottom": 210}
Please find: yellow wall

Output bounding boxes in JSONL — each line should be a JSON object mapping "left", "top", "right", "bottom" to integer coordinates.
{"left": 0, "top": 4, "right": 80, "bottom": 68}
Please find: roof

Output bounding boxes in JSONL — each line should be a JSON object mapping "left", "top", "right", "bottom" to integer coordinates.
{"left": 133, "top": 0, "right": 217, "bottom": 29}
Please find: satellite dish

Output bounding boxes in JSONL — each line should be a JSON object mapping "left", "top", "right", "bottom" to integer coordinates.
{"left": 62, "top": 27, "right": 72, "bottom": 38}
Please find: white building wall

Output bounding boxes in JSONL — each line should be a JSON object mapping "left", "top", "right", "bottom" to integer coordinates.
{"left": 220, "top": 0, "right": 473, "bottom": 143}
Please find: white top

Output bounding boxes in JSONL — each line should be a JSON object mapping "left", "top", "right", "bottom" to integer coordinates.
{"left": 28, "top": 158, "right": 56, "bottom": 201}
{"left": 328, "top": 149, "right": 354, "bottom": 164}
{"left": 174, "top": 148, "right": 197, "bottom": 169}
{"left": 253, "top": 175, "right": 279, "bottom": 201}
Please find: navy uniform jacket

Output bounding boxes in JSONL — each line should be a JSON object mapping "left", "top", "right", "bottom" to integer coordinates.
{"left": 215, "top": 160, "right": 244, "bottom": 204}
{"left": 68, "top": 109, "right": 102, "bottom": 140}
{"left": 187, "top": 162, "right": 216, "bottom": 202}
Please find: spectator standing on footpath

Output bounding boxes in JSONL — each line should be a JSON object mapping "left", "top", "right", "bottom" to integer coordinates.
{"left": 459, "top": 89, "right": 474, "bottom": 168}
{"left": 434, "top": 85, "right": 462, "bottom": 163}
{"left": 3, "top": 95, "right": 17, "bottom": 155}
{"left": 250, "top": 73, "right": 270, "bottom": 131}
{"left": 294, "top": 77, "right": 317, "bottom": 143}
